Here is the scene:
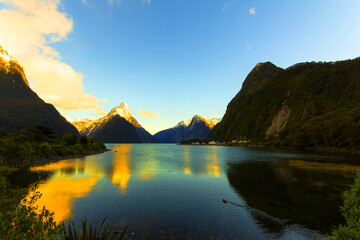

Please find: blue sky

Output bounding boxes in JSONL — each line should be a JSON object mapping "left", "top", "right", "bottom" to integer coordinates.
{"left": 2, "top": 0, "right": 360, "bottom": 134}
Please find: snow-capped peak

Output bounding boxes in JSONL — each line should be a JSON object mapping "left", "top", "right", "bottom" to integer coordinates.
{"left": 0, "top": 45, "right": 20, "bottom": 73}
{"left": 0, "top": 46, "right": 16, "bottom": 63}
{"left": 111, "top": 102, "right": 132, "bottom": 121}
{"left": 188, "top": 115, "right": 220, "bottom": 129}
{"left": 191, "top": 115, "right": 205, "bottom": 122}
{"left": 175, "top": 120, "right": 191, "bottom": 128}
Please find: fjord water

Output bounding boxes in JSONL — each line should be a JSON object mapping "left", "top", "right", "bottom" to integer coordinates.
{"left": 24, "top": 144, "right": 359, "bottom": 239}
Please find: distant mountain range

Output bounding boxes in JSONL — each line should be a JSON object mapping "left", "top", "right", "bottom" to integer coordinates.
{"left": 73, "top": 103, "right": 157, "bottom": 143}
{"left": 154, "top": 115, "right": 220, "bottom": 143}
{"left": 0, "top": 45, "right": 78, "bottom": 136}
{"left": 209, "top": 58, "right": 360, "bottom": 149}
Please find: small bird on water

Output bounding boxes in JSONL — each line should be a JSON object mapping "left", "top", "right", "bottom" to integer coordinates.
{"left": 222, "top": 199, "right": 227, "bottom": 204}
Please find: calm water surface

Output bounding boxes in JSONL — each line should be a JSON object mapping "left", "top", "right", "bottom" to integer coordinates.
{"left": 21, "top": 144, "right": 360, "bottom": 239}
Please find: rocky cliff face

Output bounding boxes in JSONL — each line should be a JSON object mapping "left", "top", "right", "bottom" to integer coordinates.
{"left": 0, "top": 45, "right": 78, "bottom": 136}
{"left": 155, "top": 116, "right": 219, "bottom": 143}
{"left": 74, "top": 103, "right": 157, "bottom": 143}
{"left": 209, "top": 57, "right": 360, "bottom": 149}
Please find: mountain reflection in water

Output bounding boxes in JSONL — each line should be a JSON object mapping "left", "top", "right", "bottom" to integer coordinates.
{"left": 18, "top": 144, "right": 358, "bottom": 239}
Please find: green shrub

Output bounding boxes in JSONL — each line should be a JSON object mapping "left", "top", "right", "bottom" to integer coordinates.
{"left": 0, "top": 127, "right": 106, "bottom": 163}
{"left": 0, "top": 176, "right": 61, "bottom": 239}
{"left": 327, "top": 173, "right": 360, "bottom": 239}
{"left": 80, "top": 135, "right": 88, "bottom": 145}
{"left": 62, "top": 134, "right": 79, "bottom": 146}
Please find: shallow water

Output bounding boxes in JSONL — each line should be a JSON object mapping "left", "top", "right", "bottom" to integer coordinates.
{"left": 17, "top": 144, "right": 360, "bottom": 239}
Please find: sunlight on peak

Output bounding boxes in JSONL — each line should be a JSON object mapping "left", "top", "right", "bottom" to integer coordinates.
{"left": 0, "top": 46, "right": 19, "bottom": 73}
{"left": 0, "top": 51, "right": 12, "bottom": 62}
{"left": 114, "top": 102, "right": 132, "bottom": 120}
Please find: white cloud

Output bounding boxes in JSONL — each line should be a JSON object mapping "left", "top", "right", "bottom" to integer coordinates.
{"left": 222, "top": 0, "right": 239, "bottom": 11}
{"left": 222, "top": 2, "right": 232, "bottom": 11}
{"left": 213, "top": 114, "right": 220, "bottom": 119}
{"left": 0, "top": 0, "right": 106, "bottom": 115}
{"left": 142, "top": 0, "right": 151, "bottom": 5}
{"left": 100, "top": 99, "right": 109, "bottom": 103}
{"left": 107, "top": 0, "right": 151, "bottom": 6}
{"left": 249, "top": 7, "right": 256, "bottom": 15}
{"left": 138, "top": 110, "right": 160, "bottom": 119}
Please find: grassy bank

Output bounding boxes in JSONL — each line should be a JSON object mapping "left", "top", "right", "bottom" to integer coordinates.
{"left": 0, "top": 126, "right": 107, "bottom": 167}
{"left": 180, "top": 138, "right": 360, "bottom": 155}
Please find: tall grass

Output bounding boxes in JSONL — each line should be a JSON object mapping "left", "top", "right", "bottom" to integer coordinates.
{"left": 61, "top": 217, "right": 129, "bottom": 240}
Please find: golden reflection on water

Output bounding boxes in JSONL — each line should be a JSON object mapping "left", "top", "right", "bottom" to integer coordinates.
{"left": 29, "top": 145, "right": 223, "bottom": 222}
{"left": 183, "top": 146, "right": 192, "bottom": 175}
{"left": 111, "top": 145, "right": 132, "bottom": 194}
{"left": 182, "top": 146, "right": 220, "bottom": 177}
{"left": 30, "top": 159, "right": 103, "bottom": 222}
{"left": 137, "top": 171, "right": 157, "bottom": 181}
{"left": 206, "top": 147, "right": 220, "bottom": 178}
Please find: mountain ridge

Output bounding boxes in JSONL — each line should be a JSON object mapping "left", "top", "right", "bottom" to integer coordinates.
{"left": 73, "top": 103, "right": 157, "bottom": 143}
{"left": 0, "top": 45, "right": 78, "bottom": 136}
{"left": 154, "top": 115, "right": 219, "bottom": 143}
{"left": 209, "top": 57, "right": 360, "bottom": 149}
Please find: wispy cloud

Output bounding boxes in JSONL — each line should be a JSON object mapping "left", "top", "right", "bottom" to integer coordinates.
{"left": 138, "top": 110, "right": 160, "bottom": 119}
{"left": 249, "top": 7, "right": 256, "bottom": 15}
{"left": 0, "top": 0, "right": 106, "bottom": 115}
{"left": 222, "top": 0, "right": 239, "bottom": 11}
{"left": 222, "top": 2, "right": 232, "bottom": 11}
{"left": 107, "top": 0, "right": 151, "bottom": 6}
{"left": 142, "top": 0, "right": 151, "bottom": 5}
{"left": 100, "top": 99, "right": 109, "bottom": 103}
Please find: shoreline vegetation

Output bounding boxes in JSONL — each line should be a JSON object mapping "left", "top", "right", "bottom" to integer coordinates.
{"left": 179, "top": 138, "right": 360, "bottom": 155}
{"left": 0, "top": 126, "right": 108, "bottom": 168}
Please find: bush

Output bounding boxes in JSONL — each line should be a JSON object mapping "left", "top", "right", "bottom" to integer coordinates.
{"left": 0, "top": 126, "right": 106, "bottom": 163}
{"left": 80, "top": 135, "right": 88, "bottom": 145}
{"left": 0, "top": 176, "right": 61, "bottom": 239}
{"left": 327, "top": 173, "right": 360, "bottom": 239}
{"left": 62, "top": 134, "right": 79, "bottom": 146}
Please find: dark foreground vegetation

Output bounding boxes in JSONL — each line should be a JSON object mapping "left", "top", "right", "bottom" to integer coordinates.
{"left": 1, "top": 167, "right": 360, "bottom": 239}
{"left": 0, "top": 126, "right": 106, "bottom": 166}
{"left": 0, "top": 173, "right": 129, "bottom": 240}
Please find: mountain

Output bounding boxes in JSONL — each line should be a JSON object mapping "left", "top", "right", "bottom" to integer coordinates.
{"left": 209, "top": 58, "right": 360, "bottom": 149}
{"left": 71, "top": 119, "right": 94, "bottom": 134}
{"left": 154, "top": 120, "right": 190, "bottom": 143}
{"left": 155, "top": 115, "right": 219, "bottom": 143}
{"left": 73, "top": 103, "right": 157, "bottom": 143}
{"left": 0, "top": 45, "right": 78, "bottom": 136}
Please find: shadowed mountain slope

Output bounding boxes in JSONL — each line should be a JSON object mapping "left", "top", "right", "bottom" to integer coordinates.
{"left": 0, "top": 45, "right": 78, "bottom": 136}
{"left": 73, "top": 103, "right": 157, "bottom": 143}
{"left": 209, "top": 58, "right": 360, "bottom": 149}
{"left": 155, "top": 116, "right": 219, "bottom": 143}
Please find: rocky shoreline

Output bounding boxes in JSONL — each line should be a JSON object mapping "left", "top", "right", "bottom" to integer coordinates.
{"left": 4, "top": 149, "right": 110, "bottom": 168}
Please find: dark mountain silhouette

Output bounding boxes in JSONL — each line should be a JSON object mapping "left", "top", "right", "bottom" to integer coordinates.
{"left": 0, "top": 45, "right": 78, "bottom": 136}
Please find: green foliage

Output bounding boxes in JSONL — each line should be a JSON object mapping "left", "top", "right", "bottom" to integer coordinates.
{"left": 180, "top": 138, "right": 209, "bottom": 144}
{"left": 0, "top": 172, "right": 131, "bottom": 240}
{"left": 210, "top": 58, "right": 360, "bottom": 150}
{"left": 80, "top": 135, "right": 88, "bottom": 145}
{"left": 63, "top": 134, "right": 79, "bottom": 146}
{"left": 62, "top": 217, "right": 129, "bottom": 240}
{"left": 0, "top": 175, "right": 61, "bottom": 240}
{"left": 0, "top": 126, "right": 106, "bottom": 164}
{"left": 327, "top": 173, "right": 360, "bottom": 240}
